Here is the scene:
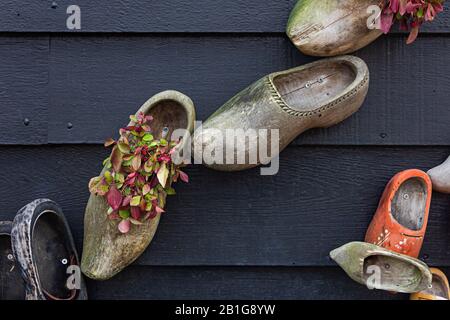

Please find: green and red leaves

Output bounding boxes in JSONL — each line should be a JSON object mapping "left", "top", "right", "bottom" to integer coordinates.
{"left": 88, "top": 111, "right": 189, "bottom": 234}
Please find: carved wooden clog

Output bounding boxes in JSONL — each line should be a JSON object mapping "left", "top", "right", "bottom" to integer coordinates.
{"left": 0, "top": 221, "right": 25, "bottom": 300}
{"left": 81, "top": 90, "right": 196, "bottom": 280}
{"left": 11, "top": 199, "right": 87, "bottom": 300}
{"left": 330, "top": 242, "right": 432, "bottom": 293}
{"left": 427, "top": 155, "right": 450, "bottom": 193}
{"left": 287, "top": 0, "right": 383, "bottom": 56}
{"left": 365, "top": 169, "right": 432, "bottom": 259}
{"left": 193, "top": 55, "right": 369, "bottom": 171}
{"left": 411, "top": 268, "right": 450, "bottom": 300}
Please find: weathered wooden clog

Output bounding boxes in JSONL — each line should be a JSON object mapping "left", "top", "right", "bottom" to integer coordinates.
{"left": 0, "top": 221, "right": 25, "bottom": 300}
{"left": 411, "top": 268, "right": 450, "bottom": 300}
{"left": 287, "top": 0, "right": 383, "bottom": 56}
{"left": 193, "top": 55, "right": 369, "bottom": 171}
{"left": 330, "top": 242, "right": 432, "bottom": 293}
{"left": 11, "top": 199, "right": 87, "bottom": 300}
{"left": 81, "top": 90, "right": 196, "bottom": 280}
{"left": 365, "top": 169, "right": 431, "bottom": 259}
{"left": 427, "top": 155, "right": 450, "bottom": 194}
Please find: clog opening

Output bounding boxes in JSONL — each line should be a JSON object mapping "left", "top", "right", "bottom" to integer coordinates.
{"left": 146, "top": 100, "right": 188, "bottom": 142}
{"left": 272, "top": 61, "right": 356, "bottom": 112}
{"left": 32, "top": 210, "right": 74, "bottom": 299}
{"left": 0, "top": 235, "right": 25, "bottom": 300}
{"left": 391, "top": 177, "right": 427, "bottom": 231}
{"left": 363, "top": 254, "right": 423, "bottom": 292}
{"left": 423, "top": 273, "right": 450, "bottom": 299}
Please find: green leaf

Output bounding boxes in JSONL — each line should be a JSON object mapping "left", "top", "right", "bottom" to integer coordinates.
{"left": 159, "top": 139, "right": 168, "bottom": 146}
{"left": 104, "top": 171, "right": 113, "bottom": 184}
{"left": 144, "top": 160, "right": 153, "bottom": 173}
{"left": 131, "top": 196, "right": 141, "bottom": 207}
{"left": 118, "top": 142, "right": 131, "bottom": 154}
{"left": 165, "top": 187, "right": 176, "bottom": 195}
{"left": 115, "top": 173, "right": 125, "bottom": 184}
{"left": 143, "top": 133, "right": 154, "bottom": 142}
{"left": 149, "top": 141, "right": 159, "bottom": 147}
{"left": 157, "top": 163, "right": 169, "bottom": 187}
{"left": 129, "top": 218, "right": 143, "bottom": 225}
{"left": 119, "top": 210, "right": 130, "bottom": 219}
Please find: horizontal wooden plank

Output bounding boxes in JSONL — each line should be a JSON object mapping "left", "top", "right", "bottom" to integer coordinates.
{"left": 87, "top": 266, "right": 418, "bottom": 300}
{"left": 0, "top": 145, "right": 450, "bottom": 266}
{"left": 0, "top": 36, "right": 48, "bottom": 145}
{"left": 0, "top": 0, "right": 448, "bottom": 33}
{"left": 47, "top": 35, "right": 450, "bottom": 145}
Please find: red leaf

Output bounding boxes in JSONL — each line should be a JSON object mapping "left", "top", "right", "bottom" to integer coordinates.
{"left": 132, "top": 154, "right": 142, "bottom": 171}
{"left": 155, "top": 205, "right": 165, "bottom": 215}
{"left": 107, "top": 186, "right": 122, "bottom": 210}
{"left": 110, "top": 146, "right": 123, "bottom": 172}
{"left": 122, "top": 195, "right": 132, "bottom": 207}
{"left": 118, "top": 219, "right": 131, "bottom": 234}
{"left": 131, "top": 206, "right": 141, "bottom": 220}
{"left": 104, "top": 138, "right": 116, "bottom": 147}
{"left": 179, "top": 171, "right": 189, "bottom": 183}
{"left": 406, "top": 26, "right": 419, "bottom": 44}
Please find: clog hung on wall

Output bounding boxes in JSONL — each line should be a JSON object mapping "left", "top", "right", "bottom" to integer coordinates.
{"left": 330, "top": 241, "right": 432, "bottom": 293}
{"left": 193, "top": 55, "right": 369, "bottom": 172}
{"left": 365, "top": 169, "right": 432, "bottom": 259}
{"left": 82, "top": 90, "right": 196, "bottom": 280}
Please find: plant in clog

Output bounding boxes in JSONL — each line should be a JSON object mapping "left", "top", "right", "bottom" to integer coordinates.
{"left": 427, "top": 155, "right": 450, "bottom": 193}
{"left": 380, "top": 0, "right": 445, "bottom": 44}
{"left": 193, "top": 55, "right": 369, "bottom": 172}
{"left": 411, "top": 268, "right": 450, "bottom": 300}
{"left": 365, "top": 169, "right": 432, "bottom": 259}
{"left": 81, "top": 90, "right": 196, "bottom": 280}
{"left": 287, "top": 0, "right": 445, "bottom": 56}
{"left": 330, "top": 242, "right": 432, "bottom": 293}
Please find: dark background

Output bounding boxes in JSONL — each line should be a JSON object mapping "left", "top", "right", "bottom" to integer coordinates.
{"left": 0, "top": 0, "right": 449, "bottom": 299}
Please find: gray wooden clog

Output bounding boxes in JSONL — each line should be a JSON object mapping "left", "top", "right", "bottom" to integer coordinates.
{"left": 193, "top": 55, "right": 369, "bottom": 171}
{"left": 11, "top": 199, "right": 87, "bottom": 300}
{"left": 287, "top": 0, "right": 383, "bottom": 56}
{"left": 0, "top": 221, "right": 26, "bottom": 300}
{"left": 330, "top": 242, "right": 432, "bottom": 293}
{"left": 81, "top": 90, "right": 196, "bottom": 280}
{"left": 427, "top": 155, "right": 450, "bottom": 194}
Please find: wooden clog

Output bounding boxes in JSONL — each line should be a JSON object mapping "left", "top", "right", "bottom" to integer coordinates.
{"left": 411, "top": 268, "right": 450, "bottom": 300}
{"left": 428, "top": 155, "right": 450, "bottom": 194}
{"left": 287, "top": 0, "right": 383, "bottom": 56}
{"left": 330, "top": 242, "right": 432, "bottom": 293}
{"left": 12, "top": 199, "right": 87, "bottom": 300}
{"left": 0, "top": 221, "right": 25, "bottom": 300}
{"left": 81, "top": 91, "right": 196, "bottom": 280}
{"left": 193, "top": 55, "right": 369, "bottom": 171}
{"left": 365, "top": 169, "right": 432, "bottom": 258}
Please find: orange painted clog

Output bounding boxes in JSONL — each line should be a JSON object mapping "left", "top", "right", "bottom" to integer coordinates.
{"left": 411, "top": 268, "right": 450, "bottom": 300}
{"left": 365, "top": 169, "right": 432, "bottom": 259}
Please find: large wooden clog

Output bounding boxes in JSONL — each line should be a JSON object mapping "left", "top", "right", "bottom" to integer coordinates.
{"left": 81, "top": 91, "right": 196, "bottom": 280}
{"left": 330, "top": 242, "right": 432, "bottom": 293}
{"left": 287, "top": 0, "right": 383, "bottom": 56}
{"left": 193, "top": 55, "right": 369, "bottom": 171}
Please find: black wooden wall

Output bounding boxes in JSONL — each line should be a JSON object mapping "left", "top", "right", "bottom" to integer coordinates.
{"left": 1, "top": 1, "right": 449, "bottom": 300}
